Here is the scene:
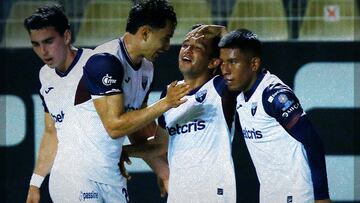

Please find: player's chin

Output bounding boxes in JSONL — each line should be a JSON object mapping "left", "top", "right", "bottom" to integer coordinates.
{"left": 227, "top": 83, "right": 240, "bottom": 92}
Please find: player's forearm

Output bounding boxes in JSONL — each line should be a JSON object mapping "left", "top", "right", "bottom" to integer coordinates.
{"left": 124, "top": 142, "right": 167, "bottom": 159}
{"left": 106, "top": 98, "right": 171, "bottom": 138}
{"left": 33, "top": 131, "right": 58, "bottom": 176}
{"left": 143, "top": 155, "right": 169, "bottom": 180}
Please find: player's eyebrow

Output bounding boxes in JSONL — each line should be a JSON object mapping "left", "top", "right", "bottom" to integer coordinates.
{"left": 31, "top": 36, "right": 55, "bottom": 44}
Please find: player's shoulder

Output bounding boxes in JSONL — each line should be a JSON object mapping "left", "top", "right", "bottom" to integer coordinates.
{"left": 263, "top": 82, "right": 294, "bottom": 103}
{"left": 84, "top": 52, "right": 123, "bottom": 77}
{"left": 81, "top": 48, "right": 96, "bottom": 58}
{"left": 87, "top": 52, "right": 120, "bottom": 65}
{"left": 94, "top": 39, "right": 120, "bottom": 55}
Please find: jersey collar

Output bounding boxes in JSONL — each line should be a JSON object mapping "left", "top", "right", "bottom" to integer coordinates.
{"left": 55, "top": 48, "right": 83, "bottom": 77}
{"left": 119, "top": 38, "right": 142, "bottom": 71}
{"left": 243, "top": 68, "right": 267, "bottom": 101}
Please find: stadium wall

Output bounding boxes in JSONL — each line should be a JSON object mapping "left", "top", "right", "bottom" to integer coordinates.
{"left": 0, "top": 42, "right": 359, "bottom": 203}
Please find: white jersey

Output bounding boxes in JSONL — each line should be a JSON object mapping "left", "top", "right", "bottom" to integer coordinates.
{"left": 38, "top": 48, "right": 94, "bottom": 173}
{"left": 236, "top": 70, "right": 316, "bottom": 202}
{"left": 74, "top": 38, "right": 153, "bottom": 186}
{"left": 159, "top": 76, "right": 237, "bottom": 203}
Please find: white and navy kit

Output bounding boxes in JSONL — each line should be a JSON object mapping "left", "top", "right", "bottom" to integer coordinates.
{"left": 236, "top": 70, "right": 329, "bottom": 203}
{"left": 72, "top": 38, "right": 153, "bottom": 202}
{"left": 158, "top": 75, "right": 237, "bottom": 203}
{"left": 38, "top": 48, "right": 96, "bottom": 202}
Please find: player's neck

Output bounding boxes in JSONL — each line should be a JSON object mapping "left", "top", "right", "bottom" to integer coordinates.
{"left": 184, "top": 73, "right": 212, "bottom": 90}
{"left": 123, "top": 33, "right": 143, "bottom": 66}
{"left": 56, "top": 46, "right": 77, "bottom": 73}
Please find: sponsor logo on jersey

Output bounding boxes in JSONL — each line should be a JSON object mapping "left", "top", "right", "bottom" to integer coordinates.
{"left": 267, "top": 89, "right": 287, "bottom": 103}
{"left": 195, "top": 90, "right": 207, "bottom": 103}
{"left": 142, "top": 76, "right": 148, "bottom": 90}
{"left": 124, "top": 77, "right": 131, "bottom": 83}
{"left": 79, "top": 191, "right": 99, "bottom": 201}
{"left": 51, "top": 110, "right": 64, "bottom": 123}
{"left": 167, "top": 119, "right": 206, "bottom": 136}
{"left": 217, "top": 188, "right": 224, "bottom": 196}
{"left": 236, "top": 103, "right": 243, "bottom": 109}
{"left": 281, "top": 99, "right": 294, "bottom": 111}
{"left": 44, "top": 87, "right": 54, "bottom": 94}
{"left": 243, "top": 127, "right": 263, "bottom": 139}
{"left": 287, "top": 196, "right": 293, "bottom": 203}
{"left": 278, "top": 94, "right": 288, "bottom": 103}
{"left": 281, "top": 102, "right": 301, "bottom": 118}
{"left": 102, "top": 74, "right": 117, "bottom": 86}
{"left": 251, "top": 102, "right": 257, "bottom": 116}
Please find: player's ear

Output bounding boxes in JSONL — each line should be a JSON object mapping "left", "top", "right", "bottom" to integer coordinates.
{"left": 140, "top": 26, "right": 151, "bottom": 41}
{"left": 208, "top": 58, "right": 222, "bottom": 75}
{"left": 208, "top": 58, "right": 222, "bottom": 70}
{"left": 63, "top": 29, "right": 71, "bottom": 45}
{"left": 251, "top": 57, "right": 261, "bottom": 72}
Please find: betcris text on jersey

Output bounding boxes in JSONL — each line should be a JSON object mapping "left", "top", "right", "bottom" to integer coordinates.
{"left": 167, "top": 119, "right": 206, "bottom": 136}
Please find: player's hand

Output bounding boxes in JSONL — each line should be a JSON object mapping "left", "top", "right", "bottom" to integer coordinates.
{"left": 164, "top": 81, "right": 190, "bottom": 108}
{"left": 26, "top": 186, "right": 40, "bottom": 203}
{"left": 315, "top": 199, "right": 332, "bottom": 203}
{"left": 188, "top": 24, "right": 228, "bottom": 40}
{"left": 157, "top": 176, "right": 168, "bottom": 197}
{"left": 118, "top": 149, "right": 132, "bottom": 181}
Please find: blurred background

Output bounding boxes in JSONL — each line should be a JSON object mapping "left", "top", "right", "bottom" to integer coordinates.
{"left": 0, "top": 0, "right": 359, "bottom": 202}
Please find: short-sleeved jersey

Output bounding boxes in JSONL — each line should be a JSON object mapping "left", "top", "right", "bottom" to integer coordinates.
{"left": 74, "top": 38, "right": 154, "bottom": 186}
{"left": 159, "top": 76, "right": 237, "bottom": 203}
{"left": 236, "top": 70, "right": 318, "bottom": 202}
{"left": 38, "top": 48, "right": 94, "bottom": 171}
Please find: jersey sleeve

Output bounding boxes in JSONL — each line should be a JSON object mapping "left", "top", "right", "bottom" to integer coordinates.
{"left": 263, "top": 84, "right": 330, "bottom": 200}
{"left": 83, "top": 53, "right": 124, "bottom": 97}
{"left": 262, "top": 84, "right": 303, "bottom": 129}
{"left": 39, "top": 91, "right": 49, "bottom": 113}
{"left": 157, "top": 87, "right": 167, "bottom": 129}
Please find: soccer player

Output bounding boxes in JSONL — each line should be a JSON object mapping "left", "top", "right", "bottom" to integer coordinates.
{"left": 124, "top": 24, "right": 238, "bottom": 202}
{"left": 24, "top": 5, "right": 94, "bottom": 203}
{"left": 72, "top": 0, "right": 190, "bottom": 202}
{"left": 217, "top": 29, "right": 331, "bottom": 203}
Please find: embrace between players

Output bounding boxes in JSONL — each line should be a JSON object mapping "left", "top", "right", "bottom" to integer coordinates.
{"left": 25, "top": 1, "right": 331, "bottom": 203}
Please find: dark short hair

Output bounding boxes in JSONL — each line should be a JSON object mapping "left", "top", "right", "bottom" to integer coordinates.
{"left": 24, "top": 4, "right": 70, "bottom": 36}
{"left": 218, "top": 29, "right": 262, "bottom": 58}
{"left": 126, "top": 0, "right": 177, "bottom": 34}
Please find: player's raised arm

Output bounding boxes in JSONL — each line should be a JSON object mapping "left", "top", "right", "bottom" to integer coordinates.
{"left": 26, "top": 112, "right": 57, "bottom": 203}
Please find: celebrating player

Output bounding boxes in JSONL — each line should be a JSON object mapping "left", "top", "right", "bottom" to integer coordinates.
{"left": 124, "top": 24, "right": 238, "bottom": 202}
{"left": 219, "top": 28, "right": 331, "bottom": 203}
{"left": 71, "top": 0, "right": 190, "bottom": 202}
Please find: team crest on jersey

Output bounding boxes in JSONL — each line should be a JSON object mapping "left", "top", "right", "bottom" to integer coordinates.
{"left": 195, "top": 90, "right": 207, "bottom": 103}
{"left": 251, "top": 102, "right": 257, "bottom": 116}
{"left": 142, "top": 76, "right": 148, "bottom": 90}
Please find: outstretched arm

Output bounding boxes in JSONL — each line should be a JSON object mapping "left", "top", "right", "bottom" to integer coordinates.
{"left": 26, "top": 112, "right": 57, "bottom": 203}
{"left": 93, "top": 81, "right": 189, "bottom": 139}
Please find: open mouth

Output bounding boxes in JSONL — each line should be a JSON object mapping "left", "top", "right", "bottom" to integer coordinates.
{"left": 44, "top": 58, "right": 53, "bottom": 63}
{"left": 181, "top": 55, "right": 192, "bottom": 63}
